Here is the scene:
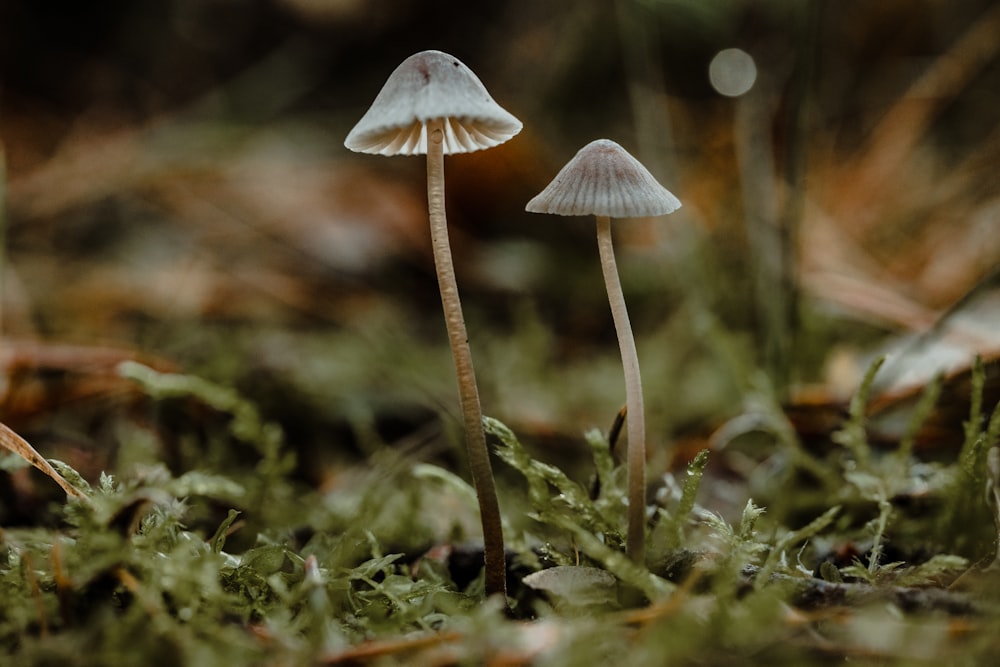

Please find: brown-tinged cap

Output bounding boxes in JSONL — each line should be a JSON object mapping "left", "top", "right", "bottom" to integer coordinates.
{"left": 345, "top": 50, "right": 522, "bottom": 156}
{"left": 526, "top": 139, "right": 681, "bottom": 218}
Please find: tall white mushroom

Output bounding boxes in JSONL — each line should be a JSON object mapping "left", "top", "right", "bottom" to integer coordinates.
{"left": 345, "top": 50, "right": 522, "bottom": 599}
{"left": 526, "top": 139, "right": 681, "bottom": 563}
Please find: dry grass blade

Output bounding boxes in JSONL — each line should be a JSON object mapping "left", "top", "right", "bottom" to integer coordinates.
{"left": 0, "top": 420, "right": 88, "bottom": 500}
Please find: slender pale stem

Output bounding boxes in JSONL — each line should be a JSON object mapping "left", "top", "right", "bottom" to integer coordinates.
{"left": 425, "top": 119, "right": 506, "bottom": 599}
{"left": 596, "top": 215, "right": 646, "bottom": 563}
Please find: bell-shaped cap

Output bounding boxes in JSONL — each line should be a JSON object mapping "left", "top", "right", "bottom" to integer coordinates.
{"left": 526, "top": 139, "right": 681, "bottom": 218}
{"left": 345, "top": 50, "right": 522, "bottom": 156}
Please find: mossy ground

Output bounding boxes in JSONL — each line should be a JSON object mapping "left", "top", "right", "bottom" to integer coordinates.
{"left": 2, "top": 310, "right": 1000, "bottom": 665}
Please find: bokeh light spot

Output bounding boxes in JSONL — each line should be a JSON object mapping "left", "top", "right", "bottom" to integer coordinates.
{"left": 709, "top": 48, "right": 757, "bottom": 97}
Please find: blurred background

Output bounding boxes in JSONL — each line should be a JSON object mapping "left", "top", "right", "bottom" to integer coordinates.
{"left": 1, "top": 0, "right": 999, "bottom": 493}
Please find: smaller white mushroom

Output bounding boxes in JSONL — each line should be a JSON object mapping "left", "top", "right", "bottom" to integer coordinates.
{"left": 526, "top": 139, "right": 680, "bottom": 218}
{"left": 527, "top": 139, "right": 681, "bottom": 564}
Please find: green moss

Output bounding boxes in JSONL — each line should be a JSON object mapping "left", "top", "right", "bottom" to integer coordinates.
{"left": 2, "top": 345, "right": 1000, "bottom": 666}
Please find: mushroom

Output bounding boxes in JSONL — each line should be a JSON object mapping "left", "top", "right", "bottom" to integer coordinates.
{"left": 345, "top": 50, "right": 522, "bottom": 599}
{"left": 526, "top": 139, "right": 681, "bottom": 563}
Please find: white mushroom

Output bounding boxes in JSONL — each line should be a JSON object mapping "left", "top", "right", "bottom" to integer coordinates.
{"left": 345, "top": 50, "right": 521, "bottom": 600}
{"left": 345, "top": 50, "right": 522, "bottom": 156}
{"left": 527, "top": 139, "right": 681, "bottom": 563}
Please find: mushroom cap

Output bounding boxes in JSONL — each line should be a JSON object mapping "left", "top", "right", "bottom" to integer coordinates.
{"left": 525, "top": 139, "right": 681, "bottom": 218}
{"left": 344, "top": 50, "right": 522, "bottom": 156}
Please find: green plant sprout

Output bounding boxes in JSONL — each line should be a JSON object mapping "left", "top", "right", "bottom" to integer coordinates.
{"left": 344, "top": 50, "right": 522, "bottom": 601}
{"left": 831, "top": 355, "right": 885, "bottom": 470}
{"left": 754, "top": 504, "right": 841, "bottom": 587}
{"left": 485, "top": 416, "right": 672, "bottom": 601}
{"left": 526, "top": 139, "right": 681, "bottom": 564}
{"left": 941, "top": 356, "right": 1000, "bottom": 556}
{"left": 988, "top": 446, "right": 1000, "bottom": 569}
{"left": 652, "top": 449, "right": 710, "bottom": 553}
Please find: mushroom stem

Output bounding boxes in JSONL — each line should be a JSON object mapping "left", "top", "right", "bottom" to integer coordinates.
{"left": 426, "top": 119, "right": 507, "bottom": 599}
{"left": 595, "top": 215, "right": 646, "bottom": 563}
